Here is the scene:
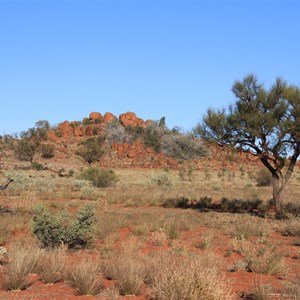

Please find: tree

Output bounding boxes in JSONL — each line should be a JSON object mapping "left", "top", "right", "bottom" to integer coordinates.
{"left": 195, "top": 74, "right": 300, "bottom": 218}
{"left": 14, "top": 139, "right": 37, "bottom": 162}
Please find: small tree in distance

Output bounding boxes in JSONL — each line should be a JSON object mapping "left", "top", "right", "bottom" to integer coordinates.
{"left": 195, "top": 74, "right": 300, "bottom": 218}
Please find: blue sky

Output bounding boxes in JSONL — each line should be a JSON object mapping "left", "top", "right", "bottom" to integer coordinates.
{"left": 0, "top": 0, "right": 299, "bottom": 135}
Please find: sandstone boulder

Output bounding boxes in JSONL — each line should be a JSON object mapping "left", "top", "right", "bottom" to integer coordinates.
{"left": 103, "top": 112, "right": 117, "bottom": 123}
{"left": 119, "top": 112, "right": 146, "bottom": 128}
{"left": 58, "top": 121, "right": 74, "bottom": 138}
{"left": 89, "top": 112, "right": 103, "bottom": 121}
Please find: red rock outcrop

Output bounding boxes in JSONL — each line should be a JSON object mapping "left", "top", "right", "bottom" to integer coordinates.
{"left": 48, "top": 131, "right": 59, "bottom": 143}
{"left": 112, "top": 141, "right": 155, "bottom": 158}
{"left": 89, "top": 112, "right": 103, "bottom": 121}
{"left": 119, "top": 112, "right": 146, "bottom": 128}
{"left": 58, "top": 121, "right": 74, "bottom": 138}
{"left": 84, "top": 124, "right": 105, "bottom": 136}
{"left": 103, "top": 112, "right": 117, "bottom": 123}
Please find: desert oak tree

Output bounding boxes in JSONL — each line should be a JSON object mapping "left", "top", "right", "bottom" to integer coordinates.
{"left": 195, "top": 74, "right": 300, "bottom": 218}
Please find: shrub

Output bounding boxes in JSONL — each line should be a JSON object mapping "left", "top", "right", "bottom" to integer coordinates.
{"left": 40, "top": 144, "right": 55, "bottom": 159}
{"left": 150, "top": 172, "right": 173, "bottom": 187}
{"left": 162, "top": 197, "right": 189, "bottom": 208}
{"left": 31, "top": 162, "right": 44, "bottom": 171}
{"left": 104, "top": 119, "right": 133, "bottom": 145}
{"left": 162, "top": 133, "right": 208, "bottom": 160}
{"left": 31, "top": 204, "right": 95, "bottom": 249}
{"left": 79, "top": 167, "right": 118, "bottom": 188}
{"left": 76, "top": 138, "right": 104, "bottom": 164}
{"left": 255, "top": 169, "right": 273, "bottom": 187}
{"left": 143, "top": 127, "right": 161, "bottom": 153}
{"left": 79, "top": 185, "right": 99, "bottom": 200}
{"left": 4, "top": 170, "right": 31, "bottom": 196}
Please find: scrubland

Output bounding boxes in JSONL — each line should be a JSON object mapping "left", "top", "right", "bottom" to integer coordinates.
{"left": 0, "top": 165, "right": 300, "bottom": 299}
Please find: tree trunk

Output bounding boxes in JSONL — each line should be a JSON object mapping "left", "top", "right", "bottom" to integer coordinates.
{"left": 272, "top": 174, "right": 288, "bottom": 219}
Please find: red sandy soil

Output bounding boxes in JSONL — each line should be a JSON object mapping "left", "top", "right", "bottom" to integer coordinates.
{"left": 0, "top": 205, "right": 300, "bottom": 299}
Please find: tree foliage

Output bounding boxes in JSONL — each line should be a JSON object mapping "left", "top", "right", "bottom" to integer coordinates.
{"left": 195, "top": 74, "right": 300, "bottom": 217}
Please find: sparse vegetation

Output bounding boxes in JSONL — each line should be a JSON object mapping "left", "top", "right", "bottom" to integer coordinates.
{"left": 79, "top": 167, "right": 119, "bottom": 188}
{"left": 76, "top": 138, "right": 104, "bottom": 164}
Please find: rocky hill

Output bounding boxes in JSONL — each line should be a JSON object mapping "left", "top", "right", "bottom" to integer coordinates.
{"left": 0, "top": 111, "right": 262, "bottom": 172}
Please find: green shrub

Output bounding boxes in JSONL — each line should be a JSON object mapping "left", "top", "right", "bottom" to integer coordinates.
{"left": 40, "top": 144, "right": 55, "bottom": 159}
{"left": 143, "top": 127, "right": 161, "bottom": 153}
{"left": 79, "top": 168, "right": 118, "bottom": 188}
{"left": 14, "top": 140, "right": 37, "bottom": 162}
{"left": 162, "top": 197, "right": 189, "bottom": 208}
{"left": 32, "top": 162, "right": 45, "bottom": 171}
{"left": 255, "top": 169, "right": 273, "bottom": 187}
{"left": 31, "top": 204, "right": 95, "bottom": 249}
{"left": 76, "top": 138, "right": 104, "bottom": 164}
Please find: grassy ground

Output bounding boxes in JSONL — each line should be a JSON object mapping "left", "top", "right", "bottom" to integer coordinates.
{"left": 0, "top": 165, "right": 300, "bottom": 299}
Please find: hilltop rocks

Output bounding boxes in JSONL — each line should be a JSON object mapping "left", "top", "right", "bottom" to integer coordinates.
{"left": 89, "top": 112, "right": 103, "bottom": 121}
{"left": 58, "top": 121, "right": 73, "bottom": 138}
{"left": 104, "top": 112, "right": 117, "bottom": 123}
{"left": 48, "top": 111, "right": 148, "bottom": 144}
{"left": 119, "top": 112, "right": 146, "bottom": 128}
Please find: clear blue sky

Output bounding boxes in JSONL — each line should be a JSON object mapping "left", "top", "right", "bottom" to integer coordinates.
{"left": 1, "top": 0, "right": 299, "bottom": 135}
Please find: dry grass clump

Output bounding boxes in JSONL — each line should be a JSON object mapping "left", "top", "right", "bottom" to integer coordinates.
{"left": 65, "top": 257, "right": 103, "bottom": 296}
{"left": 3, "top": 242, "right": 43, "bottom": 290}
{"left": 100, "top": 286, "right": 120, "bottom": 299}
{"left": 250, "top": 280, "right": 275, "bottom": 300}
{"left": 281, "top": 272, "right": 300, "bottom": 298}
{"left": 146, "top": 251, "right": 231, "bottom": 300}
{"left": 36, "top": 245, "right": 66, "bottom": 284}
{"left": 279, "top": 218, "right": 300, "bottom": 236}
{"left": 102, "top": 239, "right": 145, "bottom": 296}
{"left": 195, "top": 229, "right": 215, "bottom": 249}
{"left": 243, "top": 244, "right": 286, "bottom": 276}
{"left": 228, "top": 218, "right": 270, "bottom": 240}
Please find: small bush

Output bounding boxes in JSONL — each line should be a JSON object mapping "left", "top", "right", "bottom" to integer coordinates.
{"left": 79, "top": 167, "right": 118, "bottom": 188}
{"left": 162, "top": 197, "right": 189, "bottom": 208}
{"left": 255, "top": 169, "right": 273, "bottom": 187}
{"left": 144, "top": 127, "right": 161, "bottom": 153}
{"left": 79, "top": 185, "right": 99, "bottom": 200}
{"left": 150, "top": 172, "right": 173, "bottom": 187}
{"left": 162, "top": 133, "right": 208, "bottom": 160}
{"left": 31, "top": 162, "right": 45, "bottom": 171}
{"left": 40, "top": 144, "right": 55, "bottom": 159}
{"left": 31, "top": 204, "right": 95, "bottom": 249}
{"left": 4, "top": 170, "right": 31, "bottom": 196}
{"left": 104, "top": 119, "right": 134, "bottom": 145}
{"left": 76, "top": 138, "right": 104, "bottom": 164}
